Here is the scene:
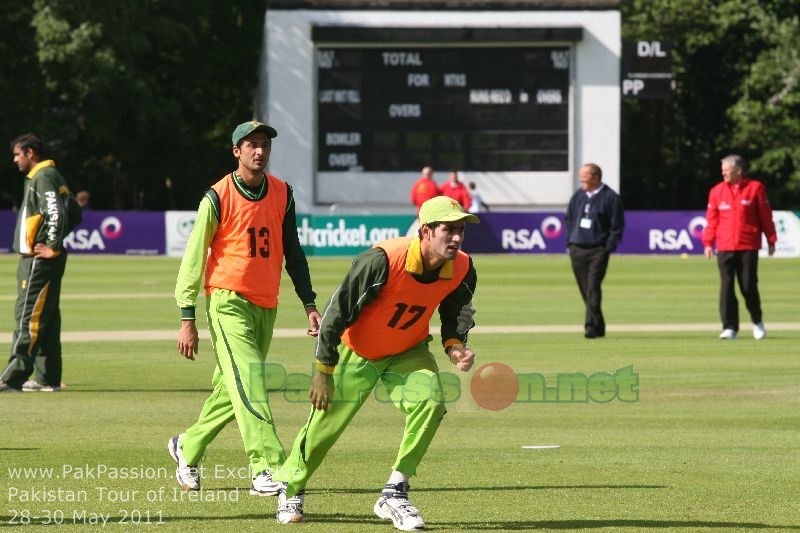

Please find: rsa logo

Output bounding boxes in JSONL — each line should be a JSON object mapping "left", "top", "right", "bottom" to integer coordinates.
{"left": 649, "top": 216, "right": 706, "bottom": 251}
{"left": 502, "top": 216, "right": 563, "bottom": 251}
{"left": 64, "top": 216, "right": 123, "bottom": 251}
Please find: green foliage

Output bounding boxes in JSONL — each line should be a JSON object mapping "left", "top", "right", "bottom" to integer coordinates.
{"left": 728, "top": 9, "right": 800, "bottom": 205}
{"left": 620, "top": 0, "right": 800, "bottom": 209}
{"left": 32, "top": 2, "right": 113, "bottom": 97}
{"left": 0, "top": 2, "right": 45, "bottom": 208}
{"left": 1, "top": 0, "right": 266, "bottom": 210}
{"left": 2, "top": 2, "right": 799, "bottom": 210}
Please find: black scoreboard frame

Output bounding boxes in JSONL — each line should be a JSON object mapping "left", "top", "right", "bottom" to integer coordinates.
{"left": 312, "top": 26, "right": 583, "bottom": 202}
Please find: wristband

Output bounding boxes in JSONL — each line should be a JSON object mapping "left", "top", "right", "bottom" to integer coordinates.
{"left": 316, "top": 361, "right": 335, "bottom": 375}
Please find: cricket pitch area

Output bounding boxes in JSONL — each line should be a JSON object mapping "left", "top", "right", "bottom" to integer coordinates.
{"left": 1, "top": 254, "right": 798, "bottom": 531}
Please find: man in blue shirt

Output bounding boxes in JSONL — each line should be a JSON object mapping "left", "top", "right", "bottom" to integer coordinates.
{"left": 565, "top": 163, "right": 625, "bottom": 338}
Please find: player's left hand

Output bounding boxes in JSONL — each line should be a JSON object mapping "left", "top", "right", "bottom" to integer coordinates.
{"left": 306, "top": 306, "right": 322, "bottom": 337}
{"left": 33, "top": 243, "right": 57, "bottom": 259}
{"left": 448, "top": 343, "right": 475, "bottom": 372}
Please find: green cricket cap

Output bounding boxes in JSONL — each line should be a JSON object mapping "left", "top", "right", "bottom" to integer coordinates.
{"left": 232, "top": 120, "right": 278, "bottom": 146}
{"left": 419, "top": 196, "right": 480, "bottom": 225}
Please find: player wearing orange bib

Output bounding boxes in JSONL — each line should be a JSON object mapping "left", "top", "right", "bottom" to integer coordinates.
{"left": 168, "top": 121, "right": 321, "bottom": 498}
{"left": 274, "top": 196, "right": 479, "bottom": 530}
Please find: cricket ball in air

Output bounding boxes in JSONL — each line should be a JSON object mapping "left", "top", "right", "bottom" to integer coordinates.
{"left": 470, "top": 362, "right": 519, "bottom": 411}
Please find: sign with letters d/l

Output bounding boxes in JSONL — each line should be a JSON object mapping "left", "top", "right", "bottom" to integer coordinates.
{"left": 621, "top": 40, "right": 673, "bottom": 99}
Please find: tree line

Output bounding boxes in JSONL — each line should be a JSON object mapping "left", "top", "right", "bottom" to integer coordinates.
{"left": 1, "top": 0, "right": 264, "bottom": 210}
{"left": 621, "top": 0, "right": 799, "bottom": 209}
{"left": 1, "top": 0, "right": 798, "bottom": 210}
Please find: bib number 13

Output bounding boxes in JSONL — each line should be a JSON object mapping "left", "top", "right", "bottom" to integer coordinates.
{"left": 387, "top": 303, "right": 427, "bottom": 330}
{"left": 247, "top": 226, "right": 270, "bottom": 258}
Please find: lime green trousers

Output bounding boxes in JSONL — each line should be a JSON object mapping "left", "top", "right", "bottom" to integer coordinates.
{"left": 180, "top": 289, "right": 284, "bottom": 476}
{"left": 277, "top": 339, "right": 447, "bottom": 498}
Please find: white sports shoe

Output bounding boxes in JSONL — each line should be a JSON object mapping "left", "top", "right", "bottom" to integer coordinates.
{"left": 374, "top": 482, "right": 425, "bottom": 531}
{"left": 753, "top": 322, "right": 767, "bottom": 340}
{"left": 719, "top": 329, "right": 737, "bottom": 340}
{"left": 276, "top": 487, "right": 304, "bottom": 524}
{"left": 250, "top": 469, "right": 282, "bottom": 496}
{"left": 168, "top": 435, "right": 200, "bottom": 491}
{"left": 22, "top": 380, "right": 61, "bottom": 392}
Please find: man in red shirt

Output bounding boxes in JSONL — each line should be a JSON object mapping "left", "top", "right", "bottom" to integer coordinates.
{"left": 410, "top": 166, "right": 439, "bottom": 212}
{"left": 439, "top": 170, "right": 471, "bottom": 211}
{"left": 703, "top": 154, "right": 777, "bottom": 340}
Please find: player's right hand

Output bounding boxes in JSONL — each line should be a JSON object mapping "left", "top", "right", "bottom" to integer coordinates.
{"left": 177, "top": 320, "right": 199, "bottom": 361}
{"left": 33, "top": 243, "right": 57, "bottom": 259}
{"left": 305, "top": 306, "right": 322, "bottom": 337}
{"left": 309, "top": 372, "right": 334, "bottom": 411}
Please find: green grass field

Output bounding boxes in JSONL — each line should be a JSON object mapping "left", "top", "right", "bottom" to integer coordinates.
{"left": 1, "top": 254, "right": 798, "bottom": 531}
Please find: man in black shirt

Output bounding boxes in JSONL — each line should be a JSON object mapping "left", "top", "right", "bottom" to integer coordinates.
{"left": 565, "top": 163, "right": 625, "bottom": 338}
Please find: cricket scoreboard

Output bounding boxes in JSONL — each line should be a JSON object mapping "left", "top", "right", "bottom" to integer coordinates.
{"left": 314, "top": 29, "right": 578, "bottom": 174}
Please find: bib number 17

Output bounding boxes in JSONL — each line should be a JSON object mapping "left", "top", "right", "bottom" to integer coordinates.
{"left": 387, "top": 303, "right": 427, "bottom": 330}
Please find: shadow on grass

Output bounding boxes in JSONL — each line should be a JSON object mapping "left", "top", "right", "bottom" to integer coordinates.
{"left": 3, "top": 514, "right": 790, "bottom": 530}
{"left": 422, "top": 519, "right": 800, "bottom": 530}
{"left": 312, "top": 484, "right": 667, "bottom": 494}
{"left": 312, "top": 516, "right": 800, "bottom": 530}
{"left": 211, "top": 484, "right": 667, "bottom": 495}
{"left": 0, "top": 448, "right": 39, "bottom": 451}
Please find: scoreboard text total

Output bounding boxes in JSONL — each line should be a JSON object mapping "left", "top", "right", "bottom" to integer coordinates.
{"left": 317, "top": 47, "right": 572, "bottom": 172}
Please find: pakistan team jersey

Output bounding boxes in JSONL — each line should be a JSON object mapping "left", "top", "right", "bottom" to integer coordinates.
{"left": 175, "top": 172, "right": 315, "bottom": 317}
{"left": 13, "top": 160, "right": 71, "bottom": 255}
{"left": 315, "top": 236, "right": 477, "bottom": 369}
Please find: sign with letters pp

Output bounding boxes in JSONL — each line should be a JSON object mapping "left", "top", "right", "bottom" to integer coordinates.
{"left": 621, "top": 40, "right": 673, "bottom": 99}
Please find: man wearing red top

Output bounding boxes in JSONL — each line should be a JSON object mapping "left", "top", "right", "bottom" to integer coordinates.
{"left": 410, "top": 166, "right": 439, "bottom": 212}
{"left": 439, "top": 170, "right": 471, "bottom": 211}
{"left": 703, "top": 154, "right": 777, "bottom": 341}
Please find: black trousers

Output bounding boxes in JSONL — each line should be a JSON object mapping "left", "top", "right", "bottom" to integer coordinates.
{"left": 0, "top": 254, "right": 66, "bottom": 388}
{"left": 569, "top": 245, "right": 610, "bottom": 336}
{"left": 717, "top": 250, "right": 762, "bottom": 331}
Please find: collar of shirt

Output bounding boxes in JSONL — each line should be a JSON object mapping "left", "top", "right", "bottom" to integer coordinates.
{"left": 725, "top": 176, "right": 748, "bottom": 190}
{"left": 232, "top": 171, "right": 266, "bottom": 199}
{"left": 585, "top": 183, "right": 605, "bottom": 198}
{"left": 27, "top": 159, "right": 56, "bottom": 179}
{"left": 404, "top": 237, "right": 455, "bottom": 279}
